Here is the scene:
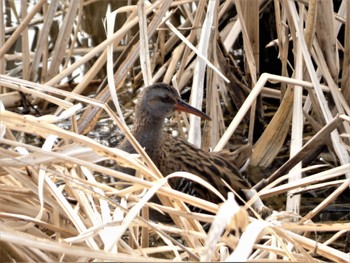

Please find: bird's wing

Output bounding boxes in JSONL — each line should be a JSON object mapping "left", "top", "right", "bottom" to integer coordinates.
{"left": 159, "top": 134, "right": 251, "bottom": 202}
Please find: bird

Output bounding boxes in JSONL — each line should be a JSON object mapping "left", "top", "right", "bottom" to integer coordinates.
{"left": 118, "top": 83, "right": 251, "bottom": 208}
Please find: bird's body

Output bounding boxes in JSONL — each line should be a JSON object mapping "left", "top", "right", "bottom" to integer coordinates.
{"left": 159, "top": 133, "right": 249, "bottom": 202}
{"left": 118, "top": 83, "right": 250, "bottom": 205}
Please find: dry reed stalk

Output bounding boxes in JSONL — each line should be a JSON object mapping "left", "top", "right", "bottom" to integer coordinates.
{"left": 0, "top": 2, "right": 4, "bottom": 77}
{"left": 174, "top": 1, "right": 206, "bottom": 85}
{"left": 234, "top": 0, "right": 257, "bottom": 83}
{"left": 239, "top": 0, "right": 259, "bottom": 145}
{"left": 0, "top": 91, "right": 22, "bottom": 107}
{"left": 286, "top": 2, "right": 305, "bottom": 214}
{"left": 21, "top": 1, "right": 29, "bottom": 81}
{"left": 0, "top": 0, "right": 46, "bottom": 58}
{"left": 288, "top": 0, "right": 350, "bottom": 168}
{"left": 0, "top": 0, "right": 349, "bottom": 262}
{"left": 30, "top": 0, "right": 59, "bottom": 81}
{"left": 188, "top": 0, "right": 216, "bottom": 147}
{"left": 250, "top": 85, "right": 293, "bottom": 167}
{"left": 138, "top": 1, "right": 152, "bottom": 86}
{"left": 341, "top": 0, "right": 350, "bottom": 103}
{"left": 315, "top": 0, "right": 339, "bottom": 80}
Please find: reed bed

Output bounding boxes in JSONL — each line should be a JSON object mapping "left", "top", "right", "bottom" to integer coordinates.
{"left": 0, "top": 0, "right": 349, "bottom": 262}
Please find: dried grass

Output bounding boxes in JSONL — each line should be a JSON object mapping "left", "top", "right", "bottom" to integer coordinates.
{"left": 0, "top": 0, "right": 349, "bottom": 262}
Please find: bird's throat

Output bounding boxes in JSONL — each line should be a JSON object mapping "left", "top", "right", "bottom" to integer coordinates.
{"left": 132, "top": 113, "right": 164, "bottom": 161}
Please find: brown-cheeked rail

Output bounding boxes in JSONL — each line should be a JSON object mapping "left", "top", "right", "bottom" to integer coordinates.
{"left": 118, "top": 83, "right": 253, "bottom": 211}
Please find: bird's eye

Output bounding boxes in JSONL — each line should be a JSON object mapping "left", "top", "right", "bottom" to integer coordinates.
{"left": 161, "top": 95, "right": 172, "bottom": 103}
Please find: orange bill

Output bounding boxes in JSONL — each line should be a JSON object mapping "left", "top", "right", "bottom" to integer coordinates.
{"left": 175, "top": 99, "right": 211, "bottom": 121}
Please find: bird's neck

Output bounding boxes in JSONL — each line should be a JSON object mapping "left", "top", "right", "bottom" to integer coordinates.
{"left": 132, "top": 111, "right": 164, "bottom": 159}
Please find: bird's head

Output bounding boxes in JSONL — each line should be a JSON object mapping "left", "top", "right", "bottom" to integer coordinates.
{"left": 137, "top": 83, "right": 211, "bottom": 121}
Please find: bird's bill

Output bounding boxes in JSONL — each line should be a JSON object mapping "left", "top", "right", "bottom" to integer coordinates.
{"left": 175, "top": 99, "right": 212, "bottom": 120}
